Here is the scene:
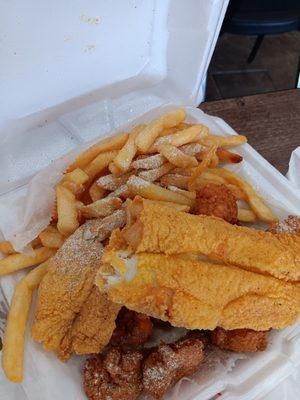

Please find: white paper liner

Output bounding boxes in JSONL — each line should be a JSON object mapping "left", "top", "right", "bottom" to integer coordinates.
{"left": 0, "top": 105, "right": 300, "bottom": 400}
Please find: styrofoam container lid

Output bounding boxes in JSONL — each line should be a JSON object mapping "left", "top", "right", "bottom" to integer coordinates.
{"left": 2, "top": 1, "right": 300, "bottom": 400}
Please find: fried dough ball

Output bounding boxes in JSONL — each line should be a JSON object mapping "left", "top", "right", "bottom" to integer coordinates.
{"left": 110, "top": 307, "right": 153, "bottom": 347}
{"left": 193, "top": 183, "right": 238, "bottom": 223}
{"left": 143, "top": 337, "right": 205, "bottom": 399}
{"left": 83, "top": 348, "right": 144, "bottom": 400}
{"left": 211, "top": 327, "right": 268, "bottom": 352}
{"left": 269, "top": 215, "right": 300, "bottom": 235}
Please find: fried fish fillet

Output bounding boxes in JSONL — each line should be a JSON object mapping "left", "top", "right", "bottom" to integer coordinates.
{"left": 122, "top": 198, "right": 300, "bottom": 282}
{"left": 96, "top": 231, "right": 300, "bottom": 331}
{"left": 31, "top": 219, "right": 121, "bottom": 361}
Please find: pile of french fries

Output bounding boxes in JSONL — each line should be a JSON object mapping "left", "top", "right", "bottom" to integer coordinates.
{"left": 0, "top": 108, "right": 277, "bottom": 383}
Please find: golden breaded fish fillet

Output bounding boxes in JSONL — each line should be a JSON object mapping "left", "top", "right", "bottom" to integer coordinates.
{"left": 97, "top": 233, "right": 300, "bottom": 331}
{"left": 122, "top": 198, "right": 300, "bottom": 282}
{"left": 31, "top": 219, "right": 121, "bottom": 361}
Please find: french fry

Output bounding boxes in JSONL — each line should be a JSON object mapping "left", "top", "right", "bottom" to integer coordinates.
{"left": 68, "top": 132, "right": 129, "bottom": 171}
{"left": 225, "top": 184, "right": 247, "bottom": 200}
{"left": 160, "top": 174, "right": 189, "bottom": 189}
{"left": 113, "top": 125, "right": 145, "bottom": 172}
{"left": 161, "top": 171, "right": 226, "bottom": 190}
{"left": 159, "top": 144, "right": 198, "bottom": 168}
{"left": 135, "top": 108, "right": 186, "bottom": 152}
{"left": 2, "top": 259, "right": 51, "bottom": 383}
{"left": 217, "top": 148, "right": 243, "bottom": 164}
{"left": 148, "top": 200, "right": 190, "bottom": 212}
{"left": 60, "top": 181, "right": 85, "bottom": 196}
{"left": 208, "top": 168, "right": 277, "bottom": 222}
{"left": 131, "top": 153, "right": 166, "bottom": 170}
{"left": 127, "top": 176, "right": 192, "bottom": 206}
{"left": 62, "top": 168, "right": 89, "bottom": 185}
{"left": 159, "top": 122, "right": 190, "bottom": 137}
{"left": 238, "top": 208, "right": 257, "bottom": 223}
{"left": 86, "top": 209, "right": 126, "bottom": 242}
{"left": 56, "top": 185, "right": 79, "bottom": 236}
{"left": 84, "top": 150, "right": 118, "bottom": 181}
{"left": 160, "top": 108, "right": 186, "bottom": 128}
{"left": 0, "top": 247, "right": 54, "bottom": 276}
{"left": 188, "top": 146, "right": 217, "bottom": 190}
{"left": 107, "top": 184, "right": 132, "bottom": 199}
{"left": 39, "top": 226, "right": 65, "bottom": 249}
{"left": 108, "top": 161, "right": 123, "bottom": 177}
{"left": 199, "top": 134, "right": 247, "bottom": 148}
{"left": 180, "top": 142, "right": 203, "bottom": 156}
{"left": 31, "top": 237, "right": 42, "bottom": 248}
{"left": 89, "top": 181, "right": 106, "bottom": 202}
{"left": 151, "top": 124, "right": 208, "bottom": 152}
{"left": 97, "top": 173, "right": 131, "bottom": 191}
{"left": 79, "top": 197, "right": 122, "bottom": 218}
{"left": 167, "top": 186, "right": 196, "bottom": 200}
{"left": 138, "top": 163, "right": 174, "bottom": 182}
{"left": 0, "top": 242, "right": 16, "bottom": 255}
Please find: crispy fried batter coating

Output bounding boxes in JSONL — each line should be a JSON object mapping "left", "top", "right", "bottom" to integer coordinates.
{"left": 143, "top": 337, "right": 205, "bottom": 399}
{"left": 211, "top": 327, "right": 268, "bottom": 352}
{"left": 269, "top": 216, "right": 300, "bottom": 235}
{"left": 194, "top": 183, "right": 237, "bottom": 223}
{"left": 84, "top": 348, "right": 144, "bottom": 400}
{"left": 122, "top": 199, "right": 300, "bottom": 282}
{"left": 31, "top": 220, "right": 120, "bottom": 361}
{"left": 110, "top": 308, "right": 153, "bottom": 347}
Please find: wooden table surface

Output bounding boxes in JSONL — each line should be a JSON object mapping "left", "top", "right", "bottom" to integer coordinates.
{"left": 200, "top": 89, "right": 300, "bottom": 175}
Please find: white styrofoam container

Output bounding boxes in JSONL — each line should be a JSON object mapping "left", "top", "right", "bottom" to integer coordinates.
{"left": 1, "top": 1, "right": 300, "bottom": 400}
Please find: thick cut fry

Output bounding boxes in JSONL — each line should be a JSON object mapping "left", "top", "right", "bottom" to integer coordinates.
{"left": 90, "top": 210, "right": 127, "bottom": 242}
{"left": 159, "top": 144, "right": 198, "bottom": 168}
{"left": 138, "top": 163, "right": 174, "bottom": 182}
{"left": 0, "top": 241, "right": 16, "bottom": 255}
{"left": 188, "top": 146, "right": 217, "bottom": 190}
{"left": 217, "top": 148, "right": 243, "bottom": 164}
{"left": 2, "top": 260, "right": 51, "bottom": 383}
{"left": 68, "top": 133, "right": 129, "bottom": 172}
{"left": 56, "top": 185, "right": 79, "bottom": 236}
{"left": 97, "top": 173, "right": 131, "bottom": 191}
{"left": 39, "top": 226, "right": 65, "bottom": 249}
{"left": 131, "top": 153, "right": 166, "bottom": 170}
{"left": 0, "top": 247, "right": 54, "bottom": 276}
{"left": 167, "top": 186, "right": 196, "bottom": 200}
{"left": 159, "top": 122, "right": 190, "bottom": 137}
{"left": 135, "top": 109, "right": 186, "bottom": 152}
{"left": 113, "top": 125, "right": 145, "bottom": 172}
{"left": 208, "top": 168, "right": 277, "bottom": 222}
{"left": 135, "top": 119, "right": 163, "bottom": 153}
{"left": 199, "top": 134, "right": 247, "bottom": 148}
{"left": 225, "top": 184, "right": 247, "bottom": 200}
{"left": 160, "top": 174, "right": 189, "bottom": 189}
{"left": 89, "top": 181, "right": 106, "bottom": 202}
{"left": 84, "top": 150, "right": 118, "bottom": 181}
{"left": 180, "top": 142, "right": 203, "bottom": 156}
{"left": 60, "top": 181, "right": 85, "bottom": 196}
{"left": 107, "top": 184, "right": 132, "bottom": 199}
{"left": 127, "top": 176, "right": 192, "bottom": 206}
{"left": 108, "top": 161, "right": 123, "bottom": 177}
{"left": 161, "top": 172, "right": 227, "bottom": 190}
{"left": 238, "top": 208, "right": 257, "bottom": 223}
{"left": 79, "top": 197, "right": 122, "bottom": 218}
{"left": 150, "top": 124, "right": 208, "bottom": 152}
{"left": 160, "top": 108, "right": 187, "bottom": 128}
{"left": 62, "top": 168, "right": 89, "bottom": 185}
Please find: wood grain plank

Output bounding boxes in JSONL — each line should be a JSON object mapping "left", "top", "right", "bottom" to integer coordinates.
{"left": 200, "top": 89, "right": 300, "bottom": 174}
